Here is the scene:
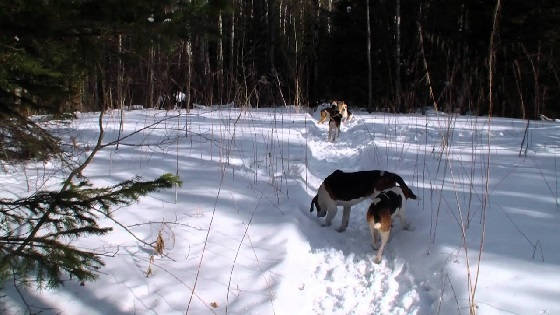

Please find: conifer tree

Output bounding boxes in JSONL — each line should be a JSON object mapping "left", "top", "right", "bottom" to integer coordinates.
{"left": 0, "top": 173, "right": 181, "bottom": 287}
{"left": 0, "top": 0, "right": 187, "bottom": 288}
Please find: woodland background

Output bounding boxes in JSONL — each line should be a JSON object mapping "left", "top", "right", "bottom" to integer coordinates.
{"left": 1, "top": 0, "right": 559, "bottom": 119}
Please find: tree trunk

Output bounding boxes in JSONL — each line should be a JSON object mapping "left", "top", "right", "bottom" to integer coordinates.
{"left": 230, "top": 0, "right": 236, "bottom": 101}
{"left": 218, "top": 11, "right": 224, "bottom": 104}
{"left": 312, "top": 0, "right": 320, "bottom": 105}
{"left": 186, "top": 39, "right": 193, "bottom": 113}
{"left": 366, "top": 0, "right": 373, "bottom": 109}
{"left": 395, "top": 0, "right": 401, "bottom": 111}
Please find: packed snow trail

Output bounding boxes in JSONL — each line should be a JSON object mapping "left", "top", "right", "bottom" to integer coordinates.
{"left": 271, "top": 111, "right": 433, "bottom": 314}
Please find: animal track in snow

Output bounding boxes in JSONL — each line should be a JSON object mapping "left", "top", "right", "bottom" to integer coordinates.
{"left": 306, "top": 248, "right": 421, "bottom": 314}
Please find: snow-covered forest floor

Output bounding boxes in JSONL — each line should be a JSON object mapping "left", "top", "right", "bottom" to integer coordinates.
{"left": 2, "top": 106, "right": 559, "bottom": 314}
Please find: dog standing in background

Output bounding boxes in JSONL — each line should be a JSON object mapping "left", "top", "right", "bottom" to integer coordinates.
{"left": 328, "top": 108, "right": 342, "bottom": 142}
{"left": 366, "top": 186, "right": 410, "bottom": 264}
{"left": 318, "top": 103, "right": 339, "bottom": 124}
{"left": 333, "top": 100, "right": 353, "bottom": 122}
{"left": 318, "top": 100, "right": 351, "bottom": 142}
{"left": 318, "top": 100, "right": 352, "bottom": 123}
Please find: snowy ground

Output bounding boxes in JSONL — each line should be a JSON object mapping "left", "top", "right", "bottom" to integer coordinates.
{"left": 2, "top": 106, "right": 559, "bottom": 314}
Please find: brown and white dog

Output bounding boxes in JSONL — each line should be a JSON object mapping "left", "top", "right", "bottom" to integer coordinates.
{"left": 318, "top": 101, "right": 353, "bottom": 124}
{"left": 333, "top": 100, "right": 353, "bottom": 122}
{"left": 318, "top": 103, "right": 340, "bottom": 124}
{"left": 366, "top": 186, "right": 410, "bottom": 264}
{"left": 309, "top": 170, "right": 416, "bottom": 232}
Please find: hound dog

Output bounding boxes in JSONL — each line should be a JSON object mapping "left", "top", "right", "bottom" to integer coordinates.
{"left": 328, "top": 109, "right": 342, "bottom": 142}
{"left": 310, "top": 170, "right": 416, "bottom": 232}
{"left": 318, "top": 103, "right": 340, "bottom": 124}
{"left": 366, "top": 186, "right": 410, "bottom": 264}
{"left": 333, "top": 100, "right": 353, "bottom": 122}
{"left": 318, "top": 100, "right": 352, "bottom": 123}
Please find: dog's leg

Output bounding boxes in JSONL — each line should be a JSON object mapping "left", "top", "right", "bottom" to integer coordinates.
{"left": 374, "top": 229, "right": 390, "bottom": 264}
{"left": 336, "top": 123, "right": 340, "bottom": 139}
{"left": 368, "top": 221, "right": 379, "bottom": 249}
{"left": 372, "top": 228, "right": 380, "bottom": 249}
{"left": 336, "top": 206, "right": 351, "bottom": 232}
{"left": 322, "top": 206, "right": 338, "bottom": 227}
{"left": 396, "top": 208, "right": 410, "bottom": 230}
{"left": 396, "top": 195, "right": 411, "bottom": 230}
{"left": 328, "top": 123, "right": 336, "bottom": 142}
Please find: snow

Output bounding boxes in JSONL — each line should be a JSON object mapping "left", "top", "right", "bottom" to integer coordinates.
{"left": 2, "top": 106, "right": 560, "bottom": 314}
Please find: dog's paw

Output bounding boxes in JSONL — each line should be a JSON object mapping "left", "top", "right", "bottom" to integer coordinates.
{"left": 321, "top": 222, "right": 332, "bottom": 227}
{"left": 371, "top": 243, "right": 379, "bottom": 250}
{"left": 336, "top": 226, "right": 347, "bottom": 233}
{"left": 374, "top": 256, "right": 382, "bottom": 264}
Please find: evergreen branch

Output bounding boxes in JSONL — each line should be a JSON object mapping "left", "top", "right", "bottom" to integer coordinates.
{"left": 11, "top": 109, "right": 105, "bottom": 257}
{"left": 0, "top": 172, "right": 180, "bottom": 287}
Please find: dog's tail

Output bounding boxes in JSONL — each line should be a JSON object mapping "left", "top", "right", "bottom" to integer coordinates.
{"left": 310, "top": 194, "right": 320, "bottom": 212}
{"left": 392, "top": 173, "right": 417, "bottom": 200}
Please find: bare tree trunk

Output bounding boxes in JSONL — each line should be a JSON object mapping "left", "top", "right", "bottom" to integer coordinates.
{"left": 366, "top": 0, "right": 373, "bottom": 109}
{"left": 312, "top": 0, "right": 320, "bottom": 105}
{"left": 417, "top": 20, "right": 439, "bottom": 113}
{"left": 294, "top": 4, "right": 301, "bottom": 106}
{"left": 117, "top": 34, "right": 124, "bottom": 109}
{"left": 230, "top": 0, "right": 236, "bottom": 101}
{"left": 514, "top": 60, "right": 530, "bottom": 156}
{"left": 488, "top": 0, "right": 501, "bottom": 118}
{"left": 186, "top": 39, "right": 193, "bottom": 111}
{"left": 395, "top": 0, "right": 402, "bottom": 111}
{"left": 202, "top": 38, "right": 213, "bottom": 105}
{"left": 328, "top": 0, "right": 333, "bottom": 34}
{"left": 218, "top": 11, "right": 224, "bottom": 104}
{"left": 116, "top": 34, "right": 124, "bottom": 150}
{"left": 269, "top": 0, "right": 278, "bottom": 84}
{"left": 522, "top": 43, "right": 542, "bottom": 119}
{"left": 147, "top": 45, "right": 155, "bottom": 108}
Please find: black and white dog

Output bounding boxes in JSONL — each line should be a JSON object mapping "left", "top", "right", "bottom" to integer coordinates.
{"left": 328, "top": 109, "right": 342, "bottom": 142}
{"left": 310, "top": 170, "right": 416, "bottom": 232}
{"left": 366, "top": 186, "right": 409, "bottom": 264}
{"left": 317, "top": 104, "right": 340, "bottom": 124}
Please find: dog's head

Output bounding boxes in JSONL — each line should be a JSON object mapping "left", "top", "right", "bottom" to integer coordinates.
{"left": 316, "top": 207, "right": 327, "bottom": 218}
{"left": 330, "top": 100, "right": 347, "bottom": 112}
{"left": 336, "top": 101, "right": 348, "bottom": 115}
{"left": 310, "top": 194, "right": 327, "bottom": 217}
{"left": 380, "top": 186, "right": 404, "bottom": 205}
{"left": 369, "top": 186, "right": 404, "bottom": 214}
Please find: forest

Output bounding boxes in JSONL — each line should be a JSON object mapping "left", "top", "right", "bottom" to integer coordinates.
{"left": 1, "top": 0, "right": 559, "bottom": 120}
